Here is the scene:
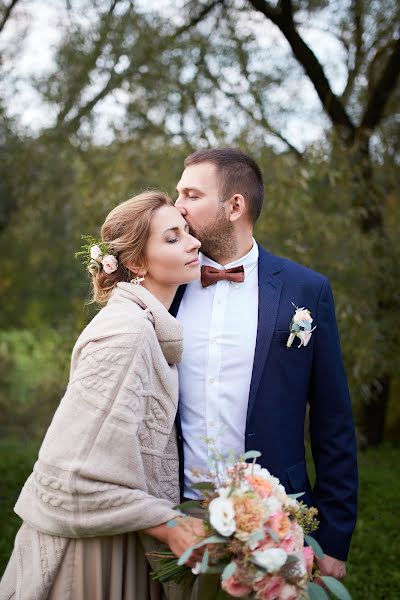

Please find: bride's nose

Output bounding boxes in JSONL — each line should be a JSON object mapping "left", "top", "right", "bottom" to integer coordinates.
{"left": 188, "top": 235, "right": 201, "bottom": 250}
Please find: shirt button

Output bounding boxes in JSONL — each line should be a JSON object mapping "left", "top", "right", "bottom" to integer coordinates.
{"left": 209, "top": 377, "right": 215, "bottom": 384}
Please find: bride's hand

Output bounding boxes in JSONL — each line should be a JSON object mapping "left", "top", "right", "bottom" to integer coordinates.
{"left": 144, "top": 516, "right": 205, "bottom": 566}
{"left": 166, "top": 516, "right": 206, "bottom": 566}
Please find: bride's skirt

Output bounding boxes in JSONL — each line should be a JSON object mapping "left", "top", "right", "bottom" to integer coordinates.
{"left": 0, "top": 524, "right": 181, "bottom": 600}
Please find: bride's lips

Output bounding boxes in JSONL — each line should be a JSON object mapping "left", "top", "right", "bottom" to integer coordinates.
{"left": 186, "top": 257, "right": 200, "bottom": 266}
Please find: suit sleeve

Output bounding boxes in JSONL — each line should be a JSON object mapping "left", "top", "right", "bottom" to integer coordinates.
{"left": 309, "top": 277, "right": 358, "bottom": 561}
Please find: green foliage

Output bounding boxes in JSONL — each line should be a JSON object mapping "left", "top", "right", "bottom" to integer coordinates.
{"left": 0, "top": 329, "right": 72, "bottom": 437}
{"left": 0, "top": 435, "right": 40, "bottom": 575}
{"left": 346, "top": 445, "right": 400, "bottom": 599}
{"left": 253, "top": 146, "right": 400, "bottom": 429}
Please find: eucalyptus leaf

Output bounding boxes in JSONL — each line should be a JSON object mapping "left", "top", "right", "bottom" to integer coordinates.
{"left": 177, "top": 546, "right": 194, "bottom": 566}
{"left": 304, "top": 535, "right": 325, "bottom": 558}
{"left": 286, "top": 554, "right": 299, "bottom": 564}
{"left": 194, "top": 535, "right": 227, "bottom": 546}
{"left": 249, "top": 528, "right": 265, "bottom": 545}
{"left": 222, "top": 561, "right": 237, "bottom": 581}
{"left": 166, "top": 519, "right": 177, "bottom": 528}
{"left": 320, "top": 576, "right": 352, "bottom": 600}
{"left": 242, "top": 450, "right": 262, "bottom": 461}
{"left": 200, "top": 547, "right": 209, "bottom": 573}
{"left": 308, "top": 582, "right": 330, "bottom": 600}
{"left": 265, "top": 526, "right": 280, "bottom": 543}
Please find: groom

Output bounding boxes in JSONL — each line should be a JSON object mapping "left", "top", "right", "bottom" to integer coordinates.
{"left": 171, "top": 148, "right": 358, "bottom": 579}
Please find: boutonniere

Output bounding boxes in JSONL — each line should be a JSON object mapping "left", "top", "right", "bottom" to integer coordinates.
{"left": 287, "top": 303, "right": 316, "bottom": 348}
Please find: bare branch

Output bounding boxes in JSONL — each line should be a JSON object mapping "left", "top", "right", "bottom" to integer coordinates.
{"left": 341, "top": 0, "right": 364, "bottom": 104}
{"left": 55, "top": 0, "right": 123, "bottom": 127}
{"left": 173, "top": 0, "right": 225, "bottom": 39}
{"left": 57, "top": 1, "right": 226, "bottom": 136}
{"left": 361, "top": 36, "right": 400, "bottom": 132}
{"left": 246, "top": 0, "right": 356, "bottom": 142}
{"left": 201, "top": 53, "right": 303, "bottom": 158}
{"left": 244, "top": 0, "right": 281, "bottom": 23}
{"left": 0, "top": 0, "right": 21, "bottom": 35}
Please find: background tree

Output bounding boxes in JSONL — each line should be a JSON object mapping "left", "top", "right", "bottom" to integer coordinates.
{"left": 0, "top": 0, "right": 398, "bottom": 445}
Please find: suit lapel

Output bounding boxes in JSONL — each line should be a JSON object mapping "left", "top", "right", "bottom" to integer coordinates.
{"left": 246, "top": 247, "right": 283, "bottom": 426}
{"left": 169, "top": 284, "right": 187, "bottom": 317}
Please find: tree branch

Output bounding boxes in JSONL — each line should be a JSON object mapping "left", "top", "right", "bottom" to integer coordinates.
{"left": 246, "top": 0, "right": 356, "bottom": 142}
{"left": 0, "top": 0, "right": 21, "bottom": 35}
{"left": 173, "top": 0, "right": 225, "bottom": 39}
{"left": 55, "top": 1, "right": 226, "bottom": 136}
{"left": 55, "top": 0, "right": 123, "bottom": 127}
{"left": 201, "top": 54, "right": 303, "bottom": 158}
{"left": 341, "top": 0, "right": 364, "bottom": 104}
{"left": 361, "top": 36, "right": 400, "bottom": 131}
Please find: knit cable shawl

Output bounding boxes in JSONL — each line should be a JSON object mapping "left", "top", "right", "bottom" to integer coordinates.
{"left": 14, "top": 283, "right": 183, "bottom": 538}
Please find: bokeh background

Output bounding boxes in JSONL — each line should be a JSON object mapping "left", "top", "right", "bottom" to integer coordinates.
{"left": 0, "top": 0, "right": 399, "bottom": 597}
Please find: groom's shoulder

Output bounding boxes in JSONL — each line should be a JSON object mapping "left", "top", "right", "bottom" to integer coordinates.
{"left": 259, "top": 245, "right": 328, "bottom": 287}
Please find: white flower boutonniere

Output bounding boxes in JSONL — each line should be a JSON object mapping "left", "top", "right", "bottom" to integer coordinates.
{"left": 287, "top": 303, "right": 316, "bottom": 348}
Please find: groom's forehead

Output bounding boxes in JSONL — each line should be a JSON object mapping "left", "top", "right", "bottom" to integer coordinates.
{"left": 177, "top": 163, "right": 219, "bottom": 191}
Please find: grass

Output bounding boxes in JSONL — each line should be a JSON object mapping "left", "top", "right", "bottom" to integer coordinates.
{"left": 0, "top": 436, "right": 399, "bottom": 599}
{"left": 346, "top": 445, "right": 400, "bottom": 599}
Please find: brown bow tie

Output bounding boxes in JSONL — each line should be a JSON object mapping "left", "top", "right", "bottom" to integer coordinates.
{"left": 201, "top": 265, "right": 245, "bottom": 288}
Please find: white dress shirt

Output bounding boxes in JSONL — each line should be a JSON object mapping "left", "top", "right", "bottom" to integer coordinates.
{"left": 177, "top": 240, "right": 259, "bottom": 498}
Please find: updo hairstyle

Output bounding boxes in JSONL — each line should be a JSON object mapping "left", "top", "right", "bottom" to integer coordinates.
{"left": 91, "top": 190, "right": 172, "bottom": 305}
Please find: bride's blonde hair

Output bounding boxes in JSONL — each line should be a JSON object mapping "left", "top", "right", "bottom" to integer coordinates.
{"left": 91, "top": 190, "right": 172, "bottom": 305}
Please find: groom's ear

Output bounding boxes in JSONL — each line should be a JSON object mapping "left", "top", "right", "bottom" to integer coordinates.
{"left": 228, "top": 194, "right": 246, "bottom": 222}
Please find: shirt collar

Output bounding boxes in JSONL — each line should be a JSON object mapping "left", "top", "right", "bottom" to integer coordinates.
{"left": 200, "top": 238, "right": 259, "bottom": 279}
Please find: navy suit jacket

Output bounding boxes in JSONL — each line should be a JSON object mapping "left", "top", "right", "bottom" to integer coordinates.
{"left": 170, "top": 244, "right": 358, "bottom": 561}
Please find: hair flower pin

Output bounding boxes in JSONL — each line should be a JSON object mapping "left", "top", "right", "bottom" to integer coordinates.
{"left": 75, "top": 235, "right": 118, "bottom": 275}
{"left": 287, "top": 303, "right": 316, "bottom": 348}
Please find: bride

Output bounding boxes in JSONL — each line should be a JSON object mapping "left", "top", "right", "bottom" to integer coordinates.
{"left": 0, "top": 191, "right": 204, "bottom": 600}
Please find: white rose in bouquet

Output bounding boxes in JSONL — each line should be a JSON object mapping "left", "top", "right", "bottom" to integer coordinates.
{"left": 252, "top": 548, "right": 288, "bottom": 573}
{"left": 209, "top": 497, "right": 236, "bottom": 537}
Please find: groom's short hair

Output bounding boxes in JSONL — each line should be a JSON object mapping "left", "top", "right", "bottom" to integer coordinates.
{"left": 184, "top": 148, "right": 264, "bottom": 223}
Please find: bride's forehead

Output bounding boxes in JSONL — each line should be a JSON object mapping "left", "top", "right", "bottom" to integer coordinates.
{"left": 150, "top": 205, "right": 187, "bottom": 230}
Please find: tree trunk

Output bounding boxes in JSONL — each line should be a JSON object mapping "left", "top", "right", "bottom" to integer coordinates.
{"left": 348, "top": 133, "right": 389, "bottom": 446}
{"left": 361, "top": 376, "right": 390, "bottom": 446}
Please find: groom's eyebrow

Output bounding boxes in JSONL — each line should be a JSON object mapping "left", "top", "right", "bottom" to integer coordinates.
{"left": 176, "top": 186, "right": 203, "bottom": 195}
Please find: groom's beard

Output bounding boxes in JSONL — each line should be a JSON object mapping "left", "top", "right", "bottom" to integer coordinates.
{"left": 190, "top": 205, "right": 237, "bottom": 264}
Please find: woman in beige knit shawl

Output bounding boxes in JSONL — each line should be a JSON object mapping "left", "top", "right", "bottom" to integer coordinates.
{"left": 0, "top": 191, "right": 204, "bottom": 600}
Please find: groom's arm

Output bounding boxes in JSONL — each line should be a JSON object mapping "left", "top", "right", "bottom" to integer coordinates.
{"left": 309, "top": 277, "right": 358, "bottom": 562}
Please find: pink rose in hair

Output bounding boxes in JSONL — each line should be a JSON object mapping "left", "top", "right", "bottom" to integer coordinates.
{"left": 101, "top": 254, "right": 118, "bottom": 274}
{"left": 90, "top": 244, "right": 102, "bottom": 261}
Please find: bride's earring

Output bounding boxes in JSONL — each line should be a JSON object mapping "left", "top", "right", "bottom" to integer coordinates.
{"left": 131, "top": 274, "right": 145, "bottom": 285}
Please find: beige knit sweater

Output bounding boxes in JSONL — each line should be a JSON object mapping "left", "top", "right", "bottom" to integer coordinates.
{"left": 0, "top": 283, "right": 183, "bottom": 599}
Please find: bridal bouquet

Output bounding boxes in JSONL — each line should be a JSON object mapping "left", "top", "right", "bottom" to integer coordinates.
{"left": 151, "top": 449, "right": 351, "bottom": 600}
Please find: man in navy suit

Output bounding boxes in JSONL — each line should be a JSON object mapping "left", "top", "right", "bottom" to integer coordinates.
{"left": 171, "top": 148, "right": 358, "bottom": 580}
